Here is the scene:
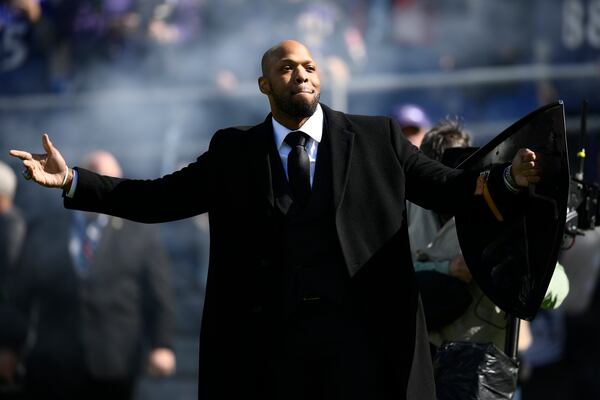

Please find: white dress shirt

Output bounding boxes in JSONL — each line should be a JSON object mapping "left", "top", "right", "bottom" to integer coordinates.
{"left": 272, "top": 103, "right": 323, "bottom": 186}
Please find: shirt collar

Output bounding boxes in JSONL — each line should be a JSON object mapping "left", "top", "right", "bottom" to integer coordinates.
{"left": 272, "top": 103, "right": 323, "bottom": 150}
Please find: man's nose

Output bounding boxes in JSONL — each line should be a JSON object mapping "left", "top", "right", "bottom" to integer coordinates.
{"left": 295, "top": 68, "right": 308, "bottom": 83}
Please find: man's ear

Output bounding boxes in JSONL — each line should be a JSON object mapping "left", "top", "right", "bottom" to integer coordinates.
{"left": 258, "top": 77, "right": 270, "bottom": 95}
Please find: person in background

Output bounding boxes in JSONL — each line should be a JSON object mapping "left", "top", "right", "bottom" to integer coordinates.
{"left": 411, "top": 119, "right": 569, "bottom": 351}
{"left": 393, "top": 104, "right": 437, "bottom": 256}
{"left": 409, "top": 119, "right": 568, "bottom": 400}
{"left": 0, "top": 160, "right": 26, "bottom": 295}
{"left": 411, "top": 119, "right": 471, "bottom": 281}
{"left": 0, "top": 0, "right": 46, "bottom": 94}
{"left": 12, "top": 151, "right": 175, "bottom": 400}
{"left": 392, "top": 103, "right": 431, "bottom": 148}
{"left": 0, "top": 160, "right": 27, "bottom": 398}
{"left": 554, "top": 226, "right": 600, "bottom": 398}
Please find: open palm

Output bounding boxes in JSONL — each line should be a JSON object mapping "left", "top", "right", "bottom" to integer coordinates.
{"left": 9, "top": 134, "right": 69, "bottom": 188}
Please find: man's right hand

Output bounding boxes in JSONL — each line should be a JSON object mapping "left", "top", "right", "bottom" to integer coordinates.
{"left": 9, "top": 134, "right": 72, "bottom": 189}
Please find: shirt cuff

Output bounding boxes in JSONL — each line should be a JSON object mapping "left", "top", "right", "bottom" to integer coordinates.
{"left": 65, "top": 168, "right": 78, "bottom": 198}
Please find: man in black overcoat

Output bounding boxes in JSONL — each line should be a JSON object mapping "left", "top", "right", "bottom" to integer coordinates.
{"left": 10, "top": 40, "right": 541, "bottom": 399}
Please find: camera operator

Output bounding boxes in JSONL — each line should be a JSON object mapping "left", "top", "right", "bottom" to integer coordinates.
{"left": 409, "top": 119, "right": 570, "bottom": 352}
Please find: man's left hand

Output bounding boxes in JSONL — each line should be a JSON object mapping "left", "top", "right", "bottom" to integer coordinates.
{"left": 146, "top": 347, "right": 176, "bottom": 378}
{"left": 511, "top": 148, "right": 541, "bottom": 187}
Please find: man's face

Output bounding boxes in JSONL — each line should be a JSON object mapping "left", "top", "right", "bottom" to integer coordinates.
{"left": 259, "top": 41, "right": 321, "bottom": 120}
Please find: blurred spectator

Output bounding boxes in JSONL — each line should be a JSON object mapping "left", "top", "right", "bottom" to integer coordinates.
{"left": 0, "top": 0, "right": 48, "bottom": 94}
{"left": 520, "top": 227, "right": 600, "bottom": 399}
{"left": 139, "top": 0, "right": 206, "bottom": 88}
{"left": 146, "top": 0, "right": 204, "bottom": 46}
{"left": 40, "top": 0, "right": 207, "bottom": 92}
{"left": 12, "top": 151, "right": 175, "bottom": 400}
{"left": 392, "top": 103, "right": 431, "bottom": 148}
{"left": 0, "top": 160, "right": 25, "bottom": 277}
{"left": 519, "top": 309, "right": 569, "bottom": 400}
{"left": 396, "top": 104, "right": 434, "bottom": 257}
{"left": 45, "top": 0, "right": 143, "bottom": 91}
{"left": 561, "top": 267, "right": 600, "bottom": 398}
{"left": 0, "top": 0, "right": 41, "bottom": 73}
{"left": 409, "top": 119, "right": 477, "bottom": 337}
{"left": 0, "top": 160, "right": 27, "bottom": 398}
{"left": 295, "top": 1, "right": 366, "bottom": 83}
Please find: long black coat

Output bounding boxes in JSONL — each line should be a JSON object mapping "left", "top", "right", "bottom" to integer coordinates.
{"left": 65, "top": 104, "right": 503, "bottom": 399}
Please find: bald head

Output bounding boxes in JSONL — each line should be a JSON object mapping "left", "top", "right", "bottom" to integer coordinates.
{"left": 261, "top": 40, "right": 313, "bottom": 76}
{"left": 80, "top": 151, "right": 123, "bottom": 178}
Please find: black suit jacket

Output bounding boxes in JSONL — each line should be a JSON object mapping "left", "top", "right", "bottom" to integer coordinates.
{"left": 64, "top": 104, "right": 506, "bottom": 399}
{"left": 14, "top": 209, "right": 174, "bottom": 380}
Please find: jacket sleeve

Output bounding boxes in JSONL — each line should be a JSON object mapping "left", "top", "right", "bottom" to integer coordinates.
{"left": 64, "top": 139, "right": 217, "bottom": 223}
{"left": 389, "top": 118, "right": 516, "bottom": 219}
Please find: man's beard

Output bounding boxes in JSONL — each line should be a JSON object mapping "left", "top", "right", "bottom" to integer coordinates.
{"left": 273, "top": 92, "right": 320, "bottom": 119}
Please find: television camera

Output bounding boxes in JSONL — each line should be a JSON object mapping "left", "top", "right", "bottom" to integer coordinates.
{"left": 564, "top": 100, "right": 600, "bottom": 248}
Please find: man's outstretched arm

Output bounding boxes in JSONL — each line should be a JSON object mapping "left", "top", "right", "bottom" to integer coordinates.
{"left": 10, "top": 133, "right": 215, "bottom": 223}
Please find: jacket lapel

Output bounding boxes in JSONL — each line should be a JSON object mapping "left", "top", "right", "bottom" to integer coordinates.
{"left": 322, "top": 105, "right": 355, "bottom": 214}
{"left": 248, "top": 116, "right": 275, "bottom": 211}
{"left": 249, "top": 106, "right": 356, "bottom": 217}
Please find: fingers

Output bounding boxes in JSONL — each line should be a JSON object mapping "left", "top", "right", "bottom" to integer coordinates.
{"left": 9, "top": 134, "right": 54, "bottom": 159}
{"left": 21, "top": 160, "right": 35, "bottom": 181}
{"left": 41, "top": 133, "right": 54, "bottom": 155}
{"left": 517, "top": 148, "right": 539, "bottom": 174}
{"left": 9, "top": 149, "right": 33, "bottom": 161}
{"left": 519, "top": 148, "right": 536, "bottom": 162}
{"left": 10, "top": 134, "right": 55, "bottom": 159}
{"left": 9, "top": 150, "right": 46, "bottom": 183}
{"left": 511, "top": 148, "right": 542, "bottom": 188}
{"left": 9, "top": 152, "right": 44, "bottom": 169}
